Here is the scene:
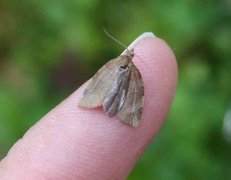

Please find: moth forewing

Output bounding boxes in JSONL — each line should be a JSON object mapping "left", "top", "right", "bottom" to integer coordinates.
{"left": 102, "top": 61, "right": 131, "bottom": 117}
{"left": 78, "top": 57, "right": 120, "bottom": 108}
{"left": 117, "top": 63, "right": 144, "bottom": 127}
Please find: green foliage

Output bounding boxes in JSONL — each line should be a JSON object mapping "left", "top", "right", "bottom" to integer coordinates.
{"left": 0, "top": 0, "right": 231, "bottom": 179}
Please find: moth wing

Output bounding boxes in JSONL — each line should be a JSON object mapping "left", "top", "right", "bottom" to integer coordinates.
{"left": 78, "top": 58, "right": 120, "bottom": 108}
{"left": 117, "top": 65, "right": 144, "bottom": 127}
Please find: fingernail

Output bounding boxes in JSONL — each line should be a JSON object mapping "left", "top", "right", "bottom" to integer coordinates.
{"left": 122, "top": 32, "right": 156, "bottom": 55}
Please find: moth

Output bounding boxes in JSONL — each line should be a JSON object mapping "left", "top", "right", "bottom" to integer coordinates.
{"left": 78, "top": 33, "right": 144, "bottom": 127}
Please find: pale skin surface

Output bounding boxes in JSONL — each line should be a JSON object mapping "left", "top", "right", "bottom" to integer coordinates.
{"left": 0, "top": 36, "right": 177, "bottom": 179}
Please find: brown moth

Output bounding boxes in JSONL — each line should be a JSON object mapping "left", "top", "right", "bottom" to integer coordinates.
{"left": 78, "top": 48, "right": 144, "bottom": 127}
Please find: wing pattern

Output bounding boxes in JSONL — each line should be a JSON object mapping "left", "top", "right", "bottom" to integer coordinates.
{"left": 117, "top": 64, "right": 144, "bottom": 127}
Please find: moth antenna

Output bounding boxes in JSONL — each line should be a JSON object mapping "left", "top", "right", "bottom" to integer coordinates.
{"left": 103, "top": 28, "right": 133, "bottom": 56}
{"left": 103, "top": 28, "right": 151, "bottom": 72}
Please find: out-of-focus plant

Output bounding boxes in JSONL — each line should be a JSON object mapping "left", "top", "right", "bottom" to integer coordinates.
{"left": 0, "top": 0, "right": 231, "bottom": 179}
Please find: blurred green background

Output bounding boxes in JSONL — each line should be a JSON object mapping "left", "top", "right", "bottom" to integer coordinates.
{"left": 0, "top": 0, "right": 231, "bottom": 179}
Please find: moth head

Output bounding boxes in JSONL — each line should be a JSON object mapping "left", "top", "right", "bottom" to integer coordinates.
{"left": 125, "top": 48, "right": 134, "bottom": 60}
{"left": 119, "top": 55, "right": 131, "bottom": 70}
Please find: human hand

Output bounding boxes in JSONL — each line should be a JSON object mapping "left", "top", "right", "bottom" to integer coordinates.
{"left": 0, "top": 33, "right": 177, "bottom": 179}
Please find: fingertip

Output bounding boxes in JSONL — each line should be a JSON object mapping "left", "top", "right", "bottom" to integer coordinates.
{"left": 0, "top": 33, "right": 178, "bottom": 179}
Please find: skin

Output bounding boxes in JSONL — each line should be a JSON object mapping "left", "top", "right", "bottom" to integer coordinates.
{"left": 0, "top": 37, "right": 177, "bottom": 179}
